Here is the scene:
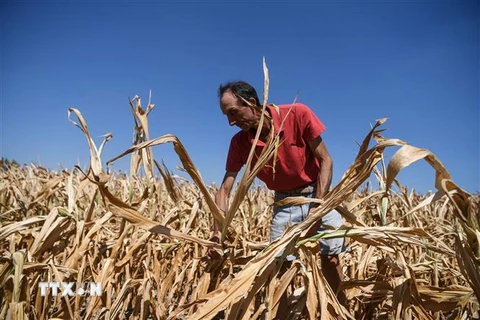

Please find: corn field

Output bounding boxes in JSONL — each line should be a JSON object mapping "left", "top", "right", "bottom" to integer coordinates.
{"left": 1, "top": 68, "right": 479, "bottom": 319}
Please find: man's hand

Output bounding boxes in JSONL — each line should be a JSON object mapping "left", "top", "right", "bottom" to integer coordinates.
{"left": 209, "top": 171, "right": 237, "bottom": 260}
{"left": 207, "top": 232, "right": 230, "bottom": 260}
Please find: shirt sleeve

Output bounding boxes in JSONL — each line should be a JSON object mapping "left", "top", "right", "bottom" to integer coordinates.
{"left": 225, "top": 135, "right": 244, "bottom": 172}
{"left": 296, "top": 103, "right": 327, "bottom": 141}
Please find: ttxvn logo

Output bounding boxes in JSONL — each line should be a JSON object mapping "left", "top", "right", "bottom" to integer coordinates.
{"left": 38, "top": 282, "right": 102, "bottom": 297}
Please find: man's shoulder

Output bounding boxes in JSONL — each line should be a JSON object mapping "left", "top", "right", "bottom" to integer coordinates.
{"left": 276, "top": 103, "right": 311, "bottom": 112}
{"left": 274, "top": 103, "right": 314, "bottom": 119}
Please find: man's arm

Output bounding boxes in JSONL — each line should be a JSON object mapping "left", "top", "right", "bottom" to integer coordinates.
{"left": 307, "top": 136, "right": 333, "bottom": 203}
{"left": 212, "top": 171, "right": 238, "bottom": 238}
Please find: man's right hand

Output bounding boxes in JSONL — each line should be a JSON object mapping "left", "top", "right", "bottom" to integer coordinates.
{"left": 207, "top": 232, "right": 230, "bottom": 260}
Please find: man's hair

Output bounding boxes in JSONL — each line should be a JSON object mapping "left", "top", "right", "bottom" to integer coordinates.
{"left": 218, "top": 81, "right": 261, "bottom": 108}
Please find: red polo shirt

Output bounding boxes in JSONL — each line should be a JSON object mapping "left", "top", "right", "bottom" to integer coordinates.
{"left": 225, "top": 103, "right": 327, "bottom": 192}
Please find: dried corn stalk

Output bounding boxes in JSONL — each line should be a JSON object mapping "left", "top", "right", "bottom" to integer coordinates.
{"left": 0, "top": 64, "right": 478, "bottom": 319}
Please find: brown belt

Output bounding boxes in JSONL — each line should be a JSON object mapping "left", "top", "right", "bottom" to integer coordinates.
{"left": 276, "top": 181, "right": 317, "bottom": 195}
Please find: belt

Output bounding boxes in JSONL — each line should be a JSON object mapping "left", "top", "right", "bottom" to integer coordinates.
{"left": 275, "top": 181, "right": 317, "bottom": 195}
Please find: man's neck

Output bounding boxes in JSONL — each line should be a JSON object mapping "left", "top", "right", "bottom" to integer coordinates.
{"left": 257, "top": 109, "right": 272, "bottom": 140}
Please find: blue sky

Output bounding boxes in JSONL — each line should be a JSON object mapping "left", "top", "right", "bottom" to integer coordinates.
{"left": 1, "top": 1, "right": 479, "bottom": 194}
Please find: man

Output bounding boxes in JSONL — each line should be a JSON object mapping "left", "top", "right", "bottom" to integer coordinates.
{"left": 210, "top": 80, "right": 345, "bottom": 303}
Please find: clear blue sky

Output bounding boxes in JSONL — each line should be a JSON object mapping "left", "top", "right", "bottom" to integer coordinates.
{"left": 1, "top": 1, "right": 479, "bottom": 194}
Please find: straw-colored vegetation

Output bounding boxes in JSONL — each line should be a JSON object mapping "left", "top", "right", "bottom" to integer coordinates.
{"left": 1, "top": 64, "right": 479, "bottom": 319}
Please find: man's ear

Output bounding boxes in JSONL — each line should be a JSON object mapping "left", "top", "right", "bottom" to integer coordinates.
{"left": 248, "top": 97, "right": 258, "bottom": 110}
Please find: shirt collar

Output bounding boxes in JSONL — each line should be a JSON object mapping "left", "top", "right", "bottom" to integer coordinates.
{"left": 248, "top": 104, "right": 283, "bottom": 146}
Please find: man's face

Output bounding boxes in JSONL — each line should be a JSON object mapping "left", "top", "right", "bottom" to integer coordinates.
{"left": 220, "top": 90, "right": 257, "bottom": 132}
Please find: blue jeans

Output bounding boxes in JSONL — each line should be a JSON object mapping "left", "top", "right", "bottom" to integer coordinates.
{"left": 271, "top": 189, "right": 345, "bottom": 256}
